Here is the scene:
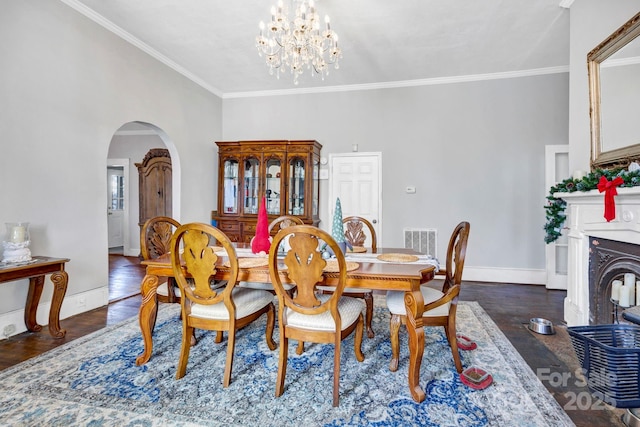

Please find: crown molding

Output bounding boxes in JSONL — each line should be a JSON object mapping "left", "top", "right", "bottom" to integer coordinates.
{"left": 223, "top": 66, "right": 570, "bottom": 99}
{"left": 59, "top": 0, "right": 569, "bottom": 101}
{"left": 58, "top": 0, "right": 224, "bottom": 98}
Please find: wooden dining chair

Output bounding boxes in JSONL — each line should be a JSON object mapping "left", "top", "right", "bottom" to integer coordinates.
{"left": 386, "top": 221, "right": 470, "bottom": 373}
{"left": 170, "top": 222, "right": 276, "bottom": 386}
{"left": 268, "top": 225, "right": 365, "bottom": 407}
{"left": 319, "top": 216, "right": 377, "bottom": 338}
{"left": 140, "top": 216, "right": 181, "bottom": 303}
{"left": 342, "top": 215, "right": 377, "bottom": 253}
{"left": 268, "top": 215, "right": 304, "bottom": 234}
{"left": 238, "top": 215, "right": 303, "bottom": 295}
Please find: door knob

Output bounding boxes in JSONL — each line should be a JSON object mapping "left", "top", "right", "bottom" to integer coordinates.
{"left": 372, "top": 219, "right": 377, "bottom": 224}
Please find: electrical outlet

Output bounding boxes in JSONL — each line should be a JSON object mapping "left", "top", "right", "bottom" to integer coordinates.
{"left": 3, "top": 324, "right": 16, "bottom": 337}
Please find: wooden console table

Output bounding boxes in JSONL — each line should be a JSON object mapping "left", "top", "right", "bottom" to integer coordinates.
{"left": 0, "top": 256, "right": 70, "bottom": 338}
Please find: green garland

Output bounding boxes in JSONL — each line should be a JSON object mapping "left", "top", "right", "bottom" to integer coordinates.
{"left": 544, "top": 167, "right": 640, "bottom": 243}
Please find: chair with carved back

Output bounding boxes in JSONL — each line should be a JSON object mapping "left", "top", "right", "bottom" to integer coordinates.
{"left": 386, "top": 221, "right": 470, "bottom": 373}
{"left": 319, "top": 216, "right": 377, "bottom": 338}
{"left": 268, "top": 215, "right": 304, "bottom": 234}
{"left": 140, "top": 216, "right": 181, "bottom": 303}
{"left": 268, "top": 225, "right": 365, "bottom": 407}
{"left": 238, "top": 215, "right": 303, "bottom": 295}
{"left": 170, "top": 222, "right": 276, "bottom": 386}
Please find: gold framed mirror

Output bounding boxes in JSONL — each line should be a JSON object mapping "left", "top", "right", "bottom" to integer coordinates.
{"left": 589, "top": 11, "right": 640, "bottom": 169}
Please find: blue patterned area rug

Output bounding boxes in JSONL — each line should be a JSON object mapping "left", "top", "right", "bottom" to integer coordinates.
{"left": 0, "top": 301, "right": 573, "bottom": 426}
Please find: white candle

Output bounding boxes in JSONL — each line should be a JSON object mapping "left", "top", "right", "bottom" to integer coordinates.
{"left": 630, "top": 284, "right": 636, "bottom": 306}
{"left": 625, "top": 273, "right": 636, "bottom": 288}
{"left": 637, "top": 280, "right": 640, "bottom": 307}
{"left": 10, "top": 226, "right": 25, "bottom": 243}
{"left": 620, "top": 285, "right": 631, "bottom": 307}
{"left": 611, "top": 280, "right": 623, "bottom": 301}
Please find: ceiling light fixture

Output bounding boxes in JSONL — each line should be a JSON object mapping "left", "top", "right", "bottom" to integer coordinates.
{"left": 256, "top": 0, "right": 342, "bottom": 85}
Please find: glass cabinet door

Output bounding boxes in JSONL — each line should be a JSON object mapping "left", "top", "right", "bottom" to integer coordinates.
{"left": 312, "top": 158, "right": 319, "bottom": 217}
{"left": 288, "top": 158, "right": 305, "bottom": 215}
{"left": 223, "top": 159, "right": 239, "bottom": 214}
{"left": 265, "top": 158, "right": 282, "bottom": 215}
{"left": 243, "top": 158, "right": 260, "bottom": 214}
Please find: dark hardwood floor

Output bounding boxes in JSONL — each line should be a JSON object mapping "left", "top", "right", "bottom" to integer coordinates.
{"left": 0, "top": 255, "right": 625, "bottom": 426}
{"left": 108, "top": 253, "right": 144, "bottom": 302}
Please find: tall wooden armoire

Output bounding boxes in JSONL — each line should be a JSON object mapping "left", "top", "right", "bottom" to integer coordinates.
{"left": 135, "top": 148, "right": 172, "bottom": 238}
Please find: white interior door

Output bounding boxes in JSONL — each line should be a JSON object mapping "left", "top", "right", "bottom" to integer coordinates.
{"left": 107, "top": 165, "right": 125, "bottom": 248}
{"left": 329, "top": 152, "right": 382, "bottom": 245}
{"left": 545, "top": 145, "right": 570, "bottom": 290}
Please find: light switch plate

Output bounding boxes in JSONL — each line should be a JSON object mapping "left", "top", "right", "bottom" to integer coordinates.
{"left": 406, "top": 186, "right": 416, "bottom": 194}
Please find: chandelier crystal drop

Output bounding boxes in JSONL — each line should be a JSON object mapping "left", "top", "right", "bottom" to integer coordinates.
{"left": 256, "top": 0, "right": 342, "bottom": 85}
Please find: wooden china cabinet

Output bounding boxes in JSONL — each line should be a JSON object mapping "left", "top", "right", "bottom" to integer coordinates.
{"left": 212, "top": 140, "right": 321, "bottom": 242}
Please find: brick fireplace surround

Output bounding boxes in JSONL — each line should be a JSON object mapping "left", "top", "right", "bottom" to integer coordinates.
{"left": 559, "top": 187, "right": 640, "bottom": 326}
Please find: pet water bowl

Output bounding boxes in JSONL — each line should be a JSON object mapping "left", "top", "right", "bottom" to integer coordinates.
{"left": 528, "top": 318, "right": 555, "bottom": 335}
{"left": 623, "top": 408, "right": 640, "bottom": 427}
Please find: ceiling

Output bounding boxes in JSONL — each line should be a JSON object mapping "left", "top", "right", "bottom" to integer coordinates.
{"left": 63, "top": 0, "right": 570, "bottom": 97}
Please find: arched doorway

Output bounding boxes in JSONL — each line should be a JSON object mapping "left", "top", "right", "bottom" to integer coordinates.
{"left": 106, "top": 121, "right": 181, "bottom": 302}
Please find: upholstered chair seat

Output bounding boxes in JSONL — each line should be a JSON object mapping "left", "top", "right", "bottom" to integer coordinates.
{"left": 159, "top": 277, "right": 226, "bottom": 298}
{"left": 386, "top": 286, "right": 450, "bottom": 318}
{"left": 284, "top": 294, "right": 365, "bottom": 331}
{"left": 238, "top": 281, "right": 295, "bottom": 293}
{"left": 157, "top": 280, "right": 181, "bottom": 298}
{"left": 190, "top": 287, "right": 274, "bottom": 320}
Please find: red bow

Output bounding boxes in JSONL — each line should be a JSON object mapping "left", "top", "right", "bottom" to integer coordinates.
{"left": 597, "top": 176, "right": 624, "bottom": 222}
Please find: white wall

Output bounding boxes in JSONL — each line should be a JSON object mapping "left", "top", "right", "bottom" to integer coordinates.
{"left": 223, "top": 73, "right": 570, "bottom": 283}
{"left": 0, "top": 1, "right": 221, "bottom": 328}
{"left": 568, "top": 0, "right": 640, "bottom": 172}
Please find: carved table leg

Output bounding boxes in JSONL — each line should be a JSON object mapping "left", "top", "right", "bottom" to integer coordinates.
{"left": 136, "top": 274, "right": 159, "bottom": 366}
{"left": 388, "top": 314, "right": 401, "bottom": 372}
{"left": 404, "top": 289, "right": 426, "bottom": 403}
{"left": 364, "top": 291, "right": 375, "bottom": 338}
{"left": 48, "top": 270, "right": 68, "bottom": 338}
{"left": 25, "top": 275, "right": 45, "bottom": 332}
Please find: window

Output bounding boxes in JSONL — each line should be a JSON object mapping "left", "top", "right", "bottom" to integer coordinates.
{"left": 111, "top": 175, "right": 125, "bottom": 210}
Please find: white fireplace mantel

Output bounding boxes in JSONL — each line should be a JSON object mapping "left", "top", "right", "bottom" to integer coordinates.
{"left": 557, "top": 187, "right": 640, "bottom": 326}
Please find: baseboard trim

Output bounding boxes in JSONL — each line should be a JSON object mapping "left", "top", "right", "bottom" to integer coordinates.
{"left": 125, "top": 248, "right": 140, "bottom": 257}
{"left": 0, "top": 286, "right": 108, "bottom": 340}
{"left": 463, "top": 266, "right": 546, "bottom": 285}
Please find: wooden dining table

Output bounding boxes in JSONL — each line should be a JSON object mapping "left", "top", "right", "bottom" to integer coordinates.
{"left": 135, "top": 246, "right": 436, "bottom": 403}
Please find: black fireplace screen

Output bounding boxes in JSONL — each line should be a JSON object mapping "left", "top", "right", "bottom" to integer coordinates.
{"left": 589, "top": 237, "right": 640, "bottom": 324}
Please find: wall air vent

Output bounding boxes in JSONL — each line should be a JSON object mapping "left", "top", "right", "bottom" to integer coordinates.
{"left": 403, "top": 228, "right": 436, "bottom": 257}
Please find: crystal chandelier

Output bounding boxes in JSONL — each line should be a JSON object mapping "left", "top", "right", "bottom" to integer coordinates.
{"left": 256, "top": 0, "right": 342, "bottom": 85}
